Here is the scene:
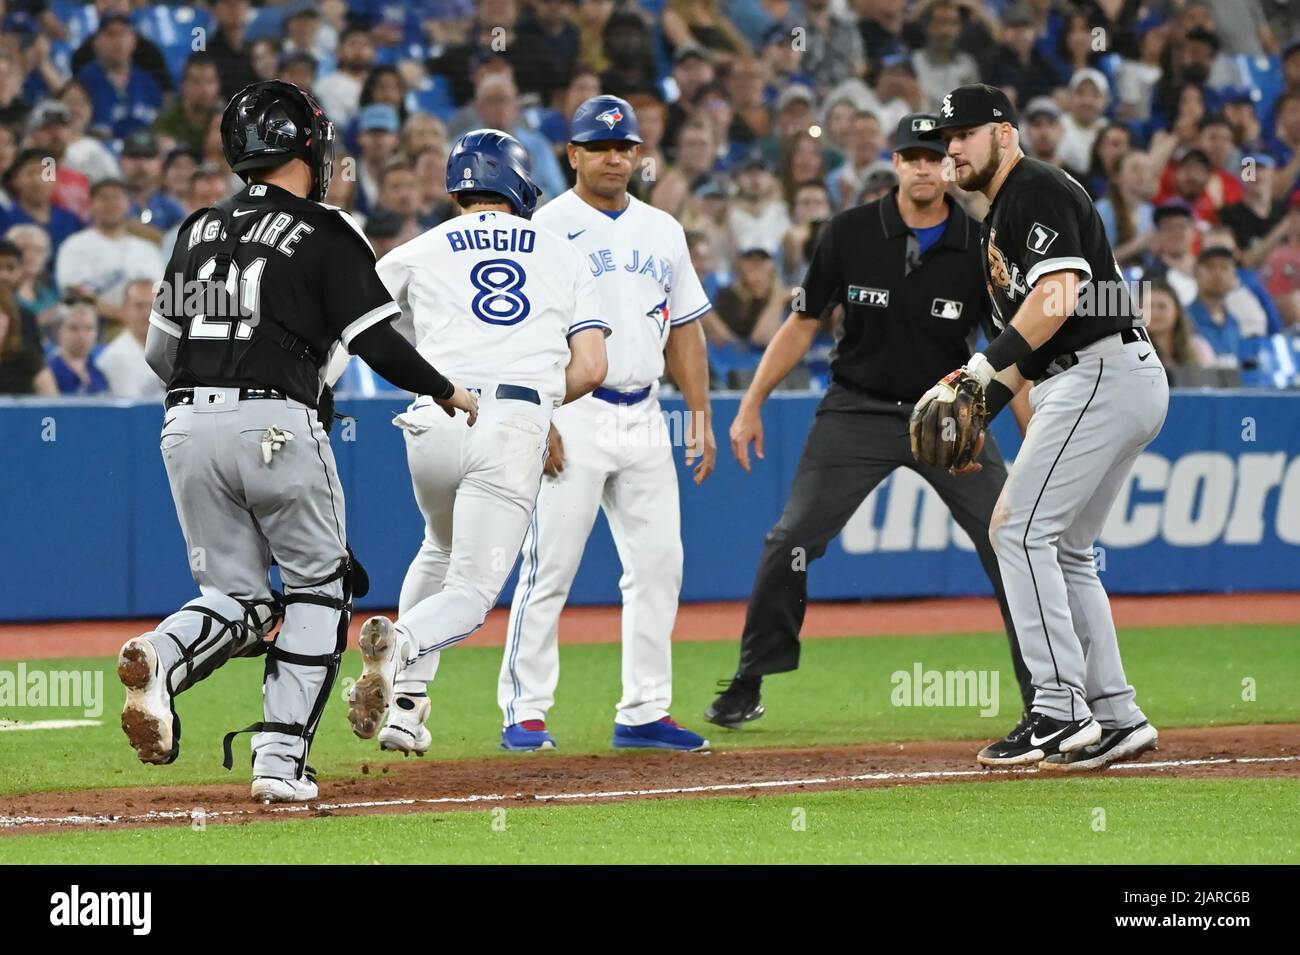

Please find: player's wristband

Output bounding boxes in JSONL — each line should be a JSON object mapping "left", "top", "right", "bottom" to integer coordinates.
{"left": 980, "top": 325, "right": 1033, "bottom": 376}
{"left": 986, "top": 379, "right": 1014, "bottom": 419}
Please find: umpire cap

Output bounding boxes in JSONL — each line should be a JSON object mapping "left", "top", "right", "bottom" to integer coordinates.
{"left": 221, "top": 80, "right": 336, "bottom": 202}
{"left": 893, "top": 113, "right": 947, "bottom": 156}
{"left": 446, "top": 128, "right": 542, "bottom": 219}
{"left": 924, "top": 84, "right": 1019, "bottom": 135}
{"left": 569, "top": 94, "right": 643, "bottom": 145}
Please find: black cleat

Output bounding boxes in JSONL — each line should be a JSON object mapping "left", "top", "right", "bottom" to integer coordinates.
{"left": 977, "top": 711, "right": 1101, "bottom": 767}
{"left": 1039, "top": 721, "right": 1159, "bottom": 772}
{"left": 704, "top": 676, "right": 764, "bottom": 728}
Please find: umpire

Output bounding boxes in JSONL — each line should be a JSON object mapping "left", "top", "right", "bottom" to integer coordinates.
{"left": 705, "top": 113, "right": 1032, "bottom": 728}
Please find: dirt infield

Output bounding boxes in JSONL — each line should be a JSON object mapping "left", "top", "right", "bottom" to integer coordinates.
{"left": 2, "top": 724, "right": 1295, "bottom": 835}
{"left": 4, "top": 592, "right": 1299, "bottom": 661}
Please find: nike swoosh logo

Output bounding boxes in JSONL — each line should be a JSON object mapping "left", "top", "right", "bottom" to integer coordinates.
{"left": 1029, "top": 726, "right": 1068, "bottom": 747}
{"left": 1137, "top": 351, "right": 1150, "bottom": 361}
{"left": 232, "top": 209, "right": 258, "bottom": 218}
{"left": 567, "top": 230, "right": 586, "bottom": 240}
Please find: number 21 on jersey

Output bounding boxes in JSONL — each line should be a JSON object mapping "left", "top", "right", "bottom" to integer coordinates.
{"left": 188, "top": 255, "right": 267, "bottom": 340}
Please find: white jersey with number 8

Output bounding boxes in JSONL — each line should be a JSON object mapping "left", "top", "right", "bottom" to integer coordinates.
{"left": 376, "top": 209, "right": 608, "bottom": 401}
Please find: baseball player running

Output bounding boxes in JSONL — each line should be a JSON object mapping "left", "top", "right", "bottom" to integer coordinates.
{"left": 916, "top": 84, "right": 1166, "bottom": 770}
{"left": 118, "top": 81, "right": 476, "bottom": 803}
{"left": 345, "top": 130, "right": 609, "bottom": 755}
{"left": 497, "top": 95, "right": 717, "bottom": 752}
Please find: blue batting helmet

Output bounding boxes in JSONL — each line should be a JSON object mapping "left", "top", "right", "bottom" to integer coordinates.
{"left": 445, "top": 128, "right": 541, "bottom": 218}
{"left": 569, "top": 95, "right": 643, "bottom": 145}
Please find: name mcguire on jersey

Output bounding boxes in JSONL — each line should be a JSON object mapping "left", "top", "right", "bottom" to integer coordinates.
{"left": 155, "top": 210, "right": 318, "bottom": 320}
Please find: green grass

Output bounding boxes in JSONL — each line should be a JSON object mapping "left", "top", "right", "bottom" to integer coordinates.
{"left": 5, "top": 779, "right": 1298, "bottom": 864}
{"left": 1, "top": 624, "right": 1296, "bottom": 796}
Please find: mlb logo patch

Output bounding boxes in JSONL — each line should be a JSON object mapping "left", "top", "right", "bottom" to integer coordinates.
{"left": 1027, "top": 222, "right": 1059, "bottom": 255}
{"left": 596, "top": 107, "right": 624, "bottom": 129}
{"left": 848, "top": 285, "right": 889, "bottom": 307}
{"left": 249, "top": 185, "right": 266, "bottom": 196}
{"left": 911, "top": 116, "right": 936, "bottom": 133}
{"left": 931, "top": 298, "right": 963, "bottom": 319}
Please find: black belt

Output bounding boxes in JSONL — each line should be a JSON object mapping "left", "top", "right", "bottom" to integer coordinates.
{"left": 1038, "top": 327, "right": 1152, "bottom": 382}
{"left": 468, "top": 384, "right": 541, "bottom": 405}
{"left": 165, "top": 387, "right": 287, "bottom": 409}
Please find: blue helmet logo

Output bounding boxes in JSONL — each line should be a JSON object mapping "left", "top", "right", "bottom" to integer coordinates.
{"left": 570, "top": 95, "right": 642, "bottom": 145}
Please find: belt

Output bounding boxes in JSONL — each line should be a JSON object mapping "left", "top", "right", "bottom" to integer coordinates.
{"left": 468, "top": 384, "right": 541, "bottom": 405}
{"left": 592, "top": 384, "right": 652, "bottom": 405}
{"left": 1037, "top": 327, "right": 1152, "bottom": 382}
{"left": 165, "top": 387, "right": 286, "bottom": 409}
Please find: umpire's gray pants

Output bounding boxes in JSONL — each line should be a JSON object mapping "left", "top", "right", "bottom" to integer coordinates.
{"left": 152, "top": 387, "right": 348, "bottom": 780}
{"left": 990, "top": 333, "right": 1169, "bottom": 727}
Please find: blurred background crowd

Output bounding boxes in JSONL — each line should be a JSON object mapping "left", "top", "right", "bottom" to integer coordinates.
{"left": 2, "top": 0, "right": 1300, "bottom": 398}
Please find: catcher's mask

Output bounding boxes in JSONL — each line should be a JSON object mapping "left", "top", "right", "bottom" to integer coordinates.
{"left": 221, "top": 80, "right": 335, "bottom": 202}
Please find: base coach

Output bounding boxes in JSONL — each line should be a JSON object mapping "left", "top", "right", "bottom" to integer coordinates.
{"left": 706, "top": 112, "right": 1033, "bottom": 728}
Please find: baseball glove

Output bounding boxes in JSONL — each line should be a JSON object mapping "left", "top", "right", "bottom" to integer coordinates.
{"left": 909, "top": 369, "right": 989, "bottom": 472}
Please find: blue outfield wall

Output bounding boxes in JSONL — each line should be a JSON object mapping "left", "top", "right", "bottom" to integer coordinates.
{"left": 1, "top": 391, "right": 1298, "bottom": 622}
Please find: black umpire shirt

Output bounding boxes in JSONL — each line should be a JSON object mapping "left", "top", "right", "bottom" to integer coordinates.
{"left": 980, "top": 156, "right": 1137, "bottom": 381}
{"left": 799, "top": 188, "right": 992, "bottom": 405}
{"left": 153, "top": 182, "right": 400, "bottom": 407}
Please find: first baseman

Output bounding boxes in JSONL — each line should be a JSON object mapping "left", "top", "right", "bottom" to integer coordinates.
{"left": 345, "top": 129, "right": 610, "bottom": 754}
{"left": 918, "top": 84, "right": 1166, "bottom": 770}
{"left": 119, "top": 81, "right": 474, "bottom": 803}
{"left": 498, "top": 96, "right": 718, "bottom": 752}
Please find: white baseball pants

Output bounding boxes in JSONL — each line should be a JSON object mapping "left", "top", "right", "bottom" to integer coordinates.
{"left": 500, "top": 393, "right": 683, "bottom": 727}
{"left": 391, "top": 389, "right": 551, "bottom": 694}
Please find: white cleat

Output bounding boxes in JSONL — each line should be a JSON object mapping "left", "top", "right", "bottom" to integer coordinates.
{"left": 250, "top": 775, "right": 319, "bottom": 804}
{"left": 117, "top": 636, "right": 178, "bottom": 765}
{"left": 379, "top": 693, "right": 432, "bottom": 756}
{"left": 348, "top": 616, "right": 401, "bottom": 740}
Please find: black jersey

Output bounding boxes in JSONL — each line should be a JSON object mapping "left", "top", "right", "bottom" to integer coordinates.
{"left": 153, "top": 182, "right": 400, "bottom": 406}
{"left": 799, "top": 191, "right": 993, "bottom": 403}
{"left": 980, "top": 156, "right": 1138, "bottom": 381}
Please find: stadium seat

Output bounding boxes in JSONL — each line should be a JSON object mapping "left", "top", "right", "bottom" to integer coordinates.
{"left": 132, "top": 6, "right": 213, "bottom": 86}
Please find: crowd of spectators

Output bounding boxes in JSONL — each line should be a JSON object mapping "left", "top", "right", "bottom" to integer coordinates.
{"left": 2, "top": 0, "right": 1300, "bottom": 397}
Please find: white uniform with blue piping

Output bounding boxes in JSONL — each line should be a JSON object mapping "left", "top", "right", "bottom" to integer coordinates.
{"left": 500, "top": 190, "right": 711, "bottom": 728}
{"left": 376, "top": 209, "right": 607, "bottom": 690}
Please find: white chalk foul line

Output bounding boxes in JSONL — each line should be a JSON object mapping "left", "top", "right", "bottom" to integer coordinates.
{"left": 0, "top": 719, "right": 103, "bottom": 732}
{"left": 1, "top": 754, "right": 1296, "bottom": 832}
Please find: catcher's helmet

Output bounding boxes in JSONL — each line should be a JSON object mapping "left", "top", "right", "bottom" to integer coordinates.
{"left": 220, "top": 80, "right": 335, "bottom": 202}
{"left": 446, "top": 128, "right": 541, "bottom": 219}
{"left": 569, "top": 94, "right": 642, "bottom": 145}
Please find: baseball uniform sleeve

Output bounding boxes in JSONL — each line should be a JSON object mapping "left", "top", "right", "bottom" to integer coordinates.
{"left": 149, "top": 240, "right": 185, "bottom": 339}
{"left": 668, "top": 228, "right": 711, "bottom": 327}
{"left": 321, "top": 218, "right": 402, "bottom": 352}
{"left": 797, "top": 217, "right": 840, "bottom": 320}
{"left": 1005, "top": 178, "right": 1093, "bottom": 289}
{"left": 568, "top": 247, "right": 611, "bottom": 338}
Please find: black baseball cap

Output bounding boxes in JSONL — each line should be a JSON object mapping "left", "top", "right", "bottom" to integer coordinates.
{"left": 1153, "top": 199, "right": 1194, "bottom": 223}
{"left": 1197, "top": 245, "right": 1235, "bottom": 264}
{"left": 923, "top": 84, "right": 1019, "bottom": 135}
{"left": 122, "top": 129, "right": 160, "bottom": 158}
{"left": 893, "top": 112, "right": 947, "bottom": 156}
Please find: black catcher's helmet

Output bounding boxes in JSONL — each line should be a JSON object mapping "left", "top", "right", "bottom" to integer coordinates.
{"left": 220, "top": 80, "right": 335, "bottom": 202}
